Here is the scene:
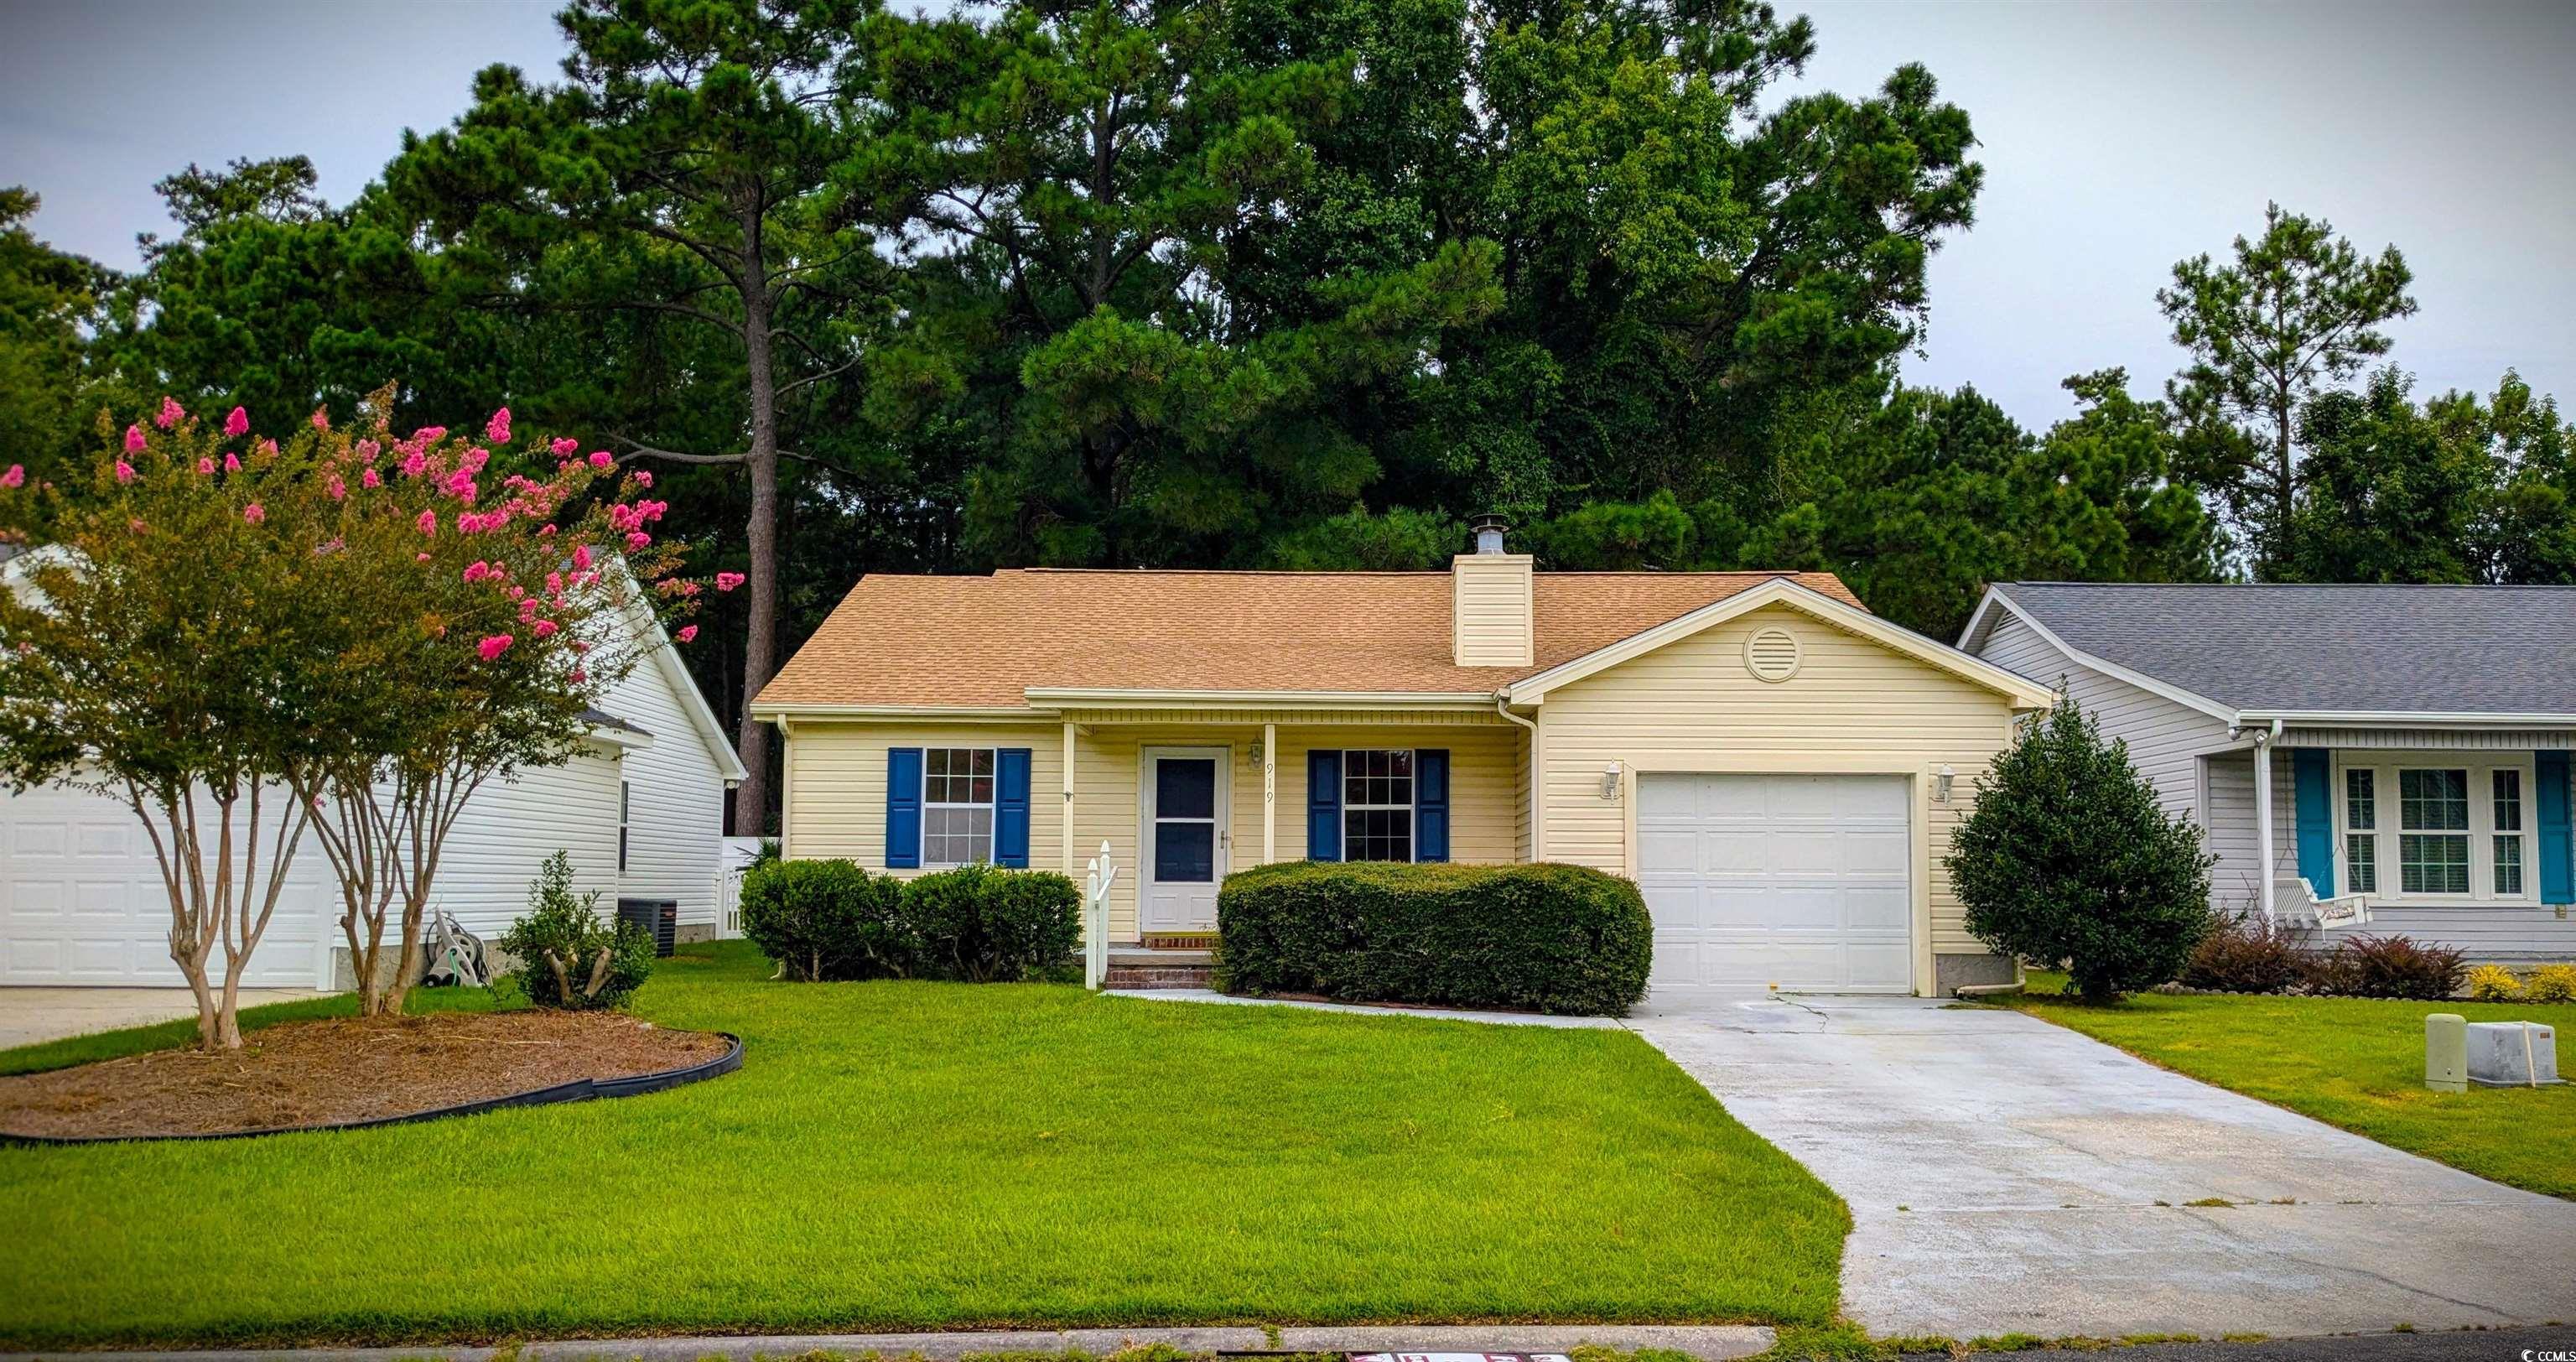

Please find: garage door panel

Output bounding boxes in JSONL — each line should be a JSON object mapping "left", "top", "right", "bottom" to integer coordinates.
{"left": 13, "top": 821, "right": 66, "bottom": 857}
{"left": 1638, "top": 772, "right": 1914, "bottom": 995}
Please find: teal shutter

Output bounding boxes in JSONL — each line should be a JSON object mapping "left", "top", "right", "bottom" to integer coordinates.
{"left": 1414, "top": 749, "right": 1450, "bottom": 862}
{"left": 2292, "top": 749, "right": 2333, "bottom": 898}
{"left": 2540, "top": 751, "right": 2573, "bottom": 906}
{"left": 995, "top": 748, "right": 1032, "bottom": 868}
{"left": 885, "top": 747, "right": 922, "bottom": 869}
{"left": 1307, "top": 750, "right": 1342, "bottom": 860}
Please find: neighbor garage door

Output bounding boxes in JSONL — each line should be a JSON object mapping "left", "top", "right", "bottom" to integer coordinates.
{"left": 0, "top": 783, "right": 329, "bottom": 986}
{"left": 1635, "top": 772, "right": 1913, "bottom": 994}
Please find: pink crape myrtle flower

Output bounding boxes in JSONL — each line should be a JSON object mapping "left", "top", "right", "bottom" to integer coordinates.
{"left": 223, "top": 451, "right": 242, "bottom": 474}
{"left": 326, "top": 475, "right": 347, "bottom": 501}
{"left": 545, "top": 571, "right": 564, "bottom": 595}
{"left": 568, "top": 667, "right": 588, "bottom": 684}
{"left": 550, "top": 437, "right": 579, "bottom": 457}
{"left": 476, "top": 634, "right": 514, "bottom": 662}
{"left": 113, "top": 460, "right": 136, "bottom": 484}
{"left": 242, "top": 503, "right": 264, "bottom": 524}
{"left": 633, "top": 470, "right": 653, "bottom": 488}
{"left": 570, "top": 640, "right": 591, "bottom": 654}
{"left": 486, "top": 408, "right": 512, "bottom": 444}
{"left": 532, "top": 619, "right": 558, "bottom": 639}
{"left": 401, "top": 449, "right": 429, "bottom": 479}
{"left": 676, "top": 625, "right": 698, "bottom": 643}
{"left": 416, "top": 509, "right": 438, "bottom": 537}
{"left": 414, "top": 426, "right": 447, "bottom": 444}
{"left": 129, "top": 517, "right": 148, "bottom": 534}
{"left": 223, "top": 407, "right": 249, "bottom": 438}
{"left": 416, "top": 551, "right": 432, "bottom": 562}
{"left": 123, "top": 424, "right": 147, "bottom": 453}
{"left": 196, "top": 457, "right": 216, "bottom": 476}
{"left": 256, "top": 438, "right": 277, "bottom": 458}
{"left": 356, "top": 438, "right": 379, "bottom": 460}
{"left": 626, "top": 531, "right": 652, "bottom": 550}
{"left": 0, "top": 465, "right": 23, "bottom": 489}
{"left": 538, "top": 523, "right": 557, "bottom": 538}
{"left": 362, "top": 467, "right": 382, "bottom": 489}
{"left": 464, "top": 561, "right": 494, "bottom": 584}
{"left": 312, "top": 408, "right": 330, "bottom": 431}
{"left": 715, "top": 572, "right": 745, "bottom": 592}
{"left": 588, "top": 450, "right": 613, "bottom": 470}
{"left": 571, "top": 544, "right": 593, "bottom": 571}
{"left": 155, "top": 397, "right": 184, "bottom": 429}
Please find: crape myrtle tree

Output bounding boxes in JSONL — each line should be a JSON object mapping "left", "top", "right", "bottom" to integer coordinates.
{"left": 1946, "top": 695, "right": 2216, "bottom": 1005}
{"left": 386, "top": 0, "right": 891, "bottom": 837}
{"left": 279, "top": 389, "right": 708, "bottom": 1016}
{"left": 0, "top": 394, "right": 710, "bottom": 1042}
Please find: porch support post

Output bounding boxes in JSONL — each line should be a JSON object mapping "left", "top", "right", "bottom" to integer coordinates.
{"left": 1262, "top": 722, "right": 1277, "bottom": 865}
{"left": 2254, "top": 736, "right": 2277, "bottom": 925}
{"left": 1061, "top": 721, "right": 1077, "bottom": 876}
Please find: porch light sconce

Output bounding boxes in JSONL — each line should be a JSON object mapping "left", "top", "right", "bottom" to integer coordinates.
{"left": 1602, "top": 762, "right": 1623, "bottom": 801}
{"left": 1935, "top": 765, "right": 1956, "bottom": 803}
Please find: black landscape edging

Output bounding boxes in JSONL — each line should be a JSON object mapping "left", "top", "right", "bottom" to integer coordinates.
{"left": 0, "top": 1029, "right": 741, "bottom": 1146}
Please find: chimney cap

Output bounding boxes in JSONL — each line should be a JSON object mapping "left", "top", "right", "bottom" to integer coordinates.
{"left": 1468, "top": 512, "right": 1511, "bottom": 555}
{"left": 1469, "top": 512, "right": 1511, "bottom": 533}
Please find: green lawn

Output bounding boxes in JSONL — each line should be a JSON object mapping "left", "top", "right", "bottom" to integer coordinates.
{"left": 2004, "top": 972, "right": 2576, "bottom": 1198}
{"left": 0, "top": 942, "right": 1846, "bottom": 1348}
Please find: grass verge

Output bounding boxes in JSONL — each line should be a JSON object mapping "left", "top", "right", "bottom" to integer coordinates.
{"left": 1, "top": 941, "right": 1846, "bottom": 1348}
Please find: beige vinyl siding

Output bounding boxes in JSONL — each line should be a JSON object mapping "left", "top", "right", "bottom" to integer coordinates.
{"left": 1537, "top": 603, "right": 2021, "bottom": 988}
{"left": 1451, "top": 554, "right": 1534, "bottom": 666}
{"left": 780, "top": 722, "right": 1064, "bottom": 874}
{"left": 782, "top": 718, "right": 1519, "bottom": 944}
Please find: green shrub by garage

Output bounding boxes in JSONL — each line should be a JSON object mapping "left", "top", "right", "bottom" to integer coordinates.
{"left": 1213, "top": 860, "right": 1653, "bottom": 1016}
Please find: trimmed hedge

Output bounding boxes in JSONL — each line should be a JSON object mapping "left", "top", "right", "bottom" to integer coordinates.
{"left": 740, "top": 858, "right": 1079, "bottom": 983}
{"left": 1213, "top": 860, "right": 1653, "bottom": 1016}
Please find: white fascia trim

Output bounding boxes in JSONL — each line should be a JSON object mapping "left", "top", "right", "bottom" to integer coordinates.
{"left": 1021, "top": 688, "right": 1498, "bottom": 710}
{"left": 749, "top": 704, "right": 1057, "bottom": 721}
{"left": 586, "top": 725, "right": 657, "bottom": 752}
{"left": 2240, "top": 710, "right": 2576, "bottom": 730}
{"left": 1504, "top": 577, "right": 2059, "bottom": 708}
{"left": 1965, "top": 587, "right": 2240, "bottom": 723}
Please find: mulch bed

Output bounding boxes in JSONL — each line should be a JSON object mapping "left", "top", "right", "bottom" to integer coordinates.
{"left": 0, "top": 1009, "right": 730, "bottom": 1140}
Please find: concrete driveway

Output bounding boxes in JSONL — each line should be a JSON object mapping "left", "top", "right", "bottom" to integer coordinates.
{"left": 1630, "top": 993, "right": 2576, "bottom": 1340}
{"left": 0, "top": 988, "right": 329, "bottom": 1049}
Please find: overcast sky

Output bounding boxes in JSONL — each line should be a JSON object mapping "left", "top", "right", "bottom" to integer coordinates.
{"left": 3, "top": 0, "right": 2570, "bottom": 430}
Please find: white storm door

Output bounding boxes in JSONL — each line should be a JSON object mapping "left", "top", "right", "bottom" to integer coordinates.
{"left": 1140, "top": 747, "right": 1228, "bottom": 933}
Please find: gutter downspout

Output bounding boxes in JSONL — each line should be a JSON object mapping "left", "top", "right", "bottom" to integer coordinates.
{"left": 1496, "top": 694, "right": 1540, "bottom": 861}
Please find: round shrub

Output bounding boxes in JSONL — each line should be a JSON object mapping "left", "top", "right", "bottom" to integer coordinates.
{"left": 739, "top": 857, "right": 911, "bottom": 981}
{"left": 496, "top": 850, "right": 652, "bottom": 1010}
{"left": 1213, "top": 860, "right": 1653, "bottom": 1016}
{"left": 2527, "top": 963, "right": 2576, "bottom": 1004}
{"left": 1946, "top": 696, "right": 2216, "bottom": 1003}
{"left": 902, "top": 865, "right": 1081, "bottom": 982}
{"left": 2465, "top": 963, "right": 2525, "bottom": 1001}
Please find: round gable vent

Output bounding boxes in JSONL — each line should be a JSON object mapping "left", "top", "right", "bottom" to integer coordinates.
{"left": 1744, "top": 626, "right": 1802, "bottom": 683}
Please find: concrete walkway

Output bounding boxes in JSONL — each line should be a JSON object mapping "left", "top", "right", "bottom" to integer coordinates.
{"left": 1630, "top": 992, "right": 2576, "bottom": 1341}
{"left": 0, "top": 987, "right": 329, "bottom": 1048}
{"left": 0, "top": 1324, "right": 1777, "bottom": 1362}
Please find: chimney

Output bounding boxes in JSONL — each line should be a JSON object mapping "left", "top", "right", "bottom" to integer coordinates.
{"left": 1452, "top": 516, "right": 1533, "bottom": 667}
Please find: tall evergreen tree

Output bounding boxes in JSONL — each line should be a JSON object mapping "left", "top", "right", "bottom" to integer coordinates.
{"left": 0, "top": 189, "right": 112, "bottom": 509}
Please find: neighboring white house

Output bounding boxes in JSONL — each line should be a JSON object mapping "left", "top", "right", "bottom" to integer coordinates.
{"left": 0, "top": 570, "right": 747, "bottom": 989}
{"left": 1961, "top": 582, "right": 2576, "bottom": 963}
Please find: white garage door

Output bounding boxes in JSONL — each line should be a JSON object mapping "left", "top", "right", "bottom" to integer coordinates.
{"left": 1636, "top": 772, "right": 1914, "bottom": 994}
{"left": 1, "top": 783, "right": 330, "bottom": 987}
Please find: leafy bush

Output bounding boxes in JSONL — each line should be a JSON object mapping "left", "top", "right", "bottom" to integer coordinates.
{"left": 2181, "top": 912, "right": 2309, "bottom": 993}
{"left": 1213, "top": 860, "right": 1653, "bottom": 1016}
{"left": 2465, "top": 964, "right": 2526, "bottom": 1001}
{"left": 739, "top": 859, "right": 1078, "bottom": 983}
{"left": 1946, "top": 697, "right": 2217, "bottom": 1003}
{"left": 739, "top": 857, "right": 911, "bottom": 981}
{"left": 2527, "top": 964, "right": 2576, "bottom": 1004}
{"left": 496, "top": 851, "right": 652, "bottom": 1009}
{"left": 903, "top": 864, "right": 1082, "bottom": 982}
{"left": 2303, "top": 934, "right": 2464, "bottom": 1000}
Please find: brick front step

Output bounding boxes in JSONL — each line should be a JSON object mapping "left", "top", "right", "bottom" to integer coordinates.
{"left": 1102, "top": 965, "right": 1214, "bottom": 990}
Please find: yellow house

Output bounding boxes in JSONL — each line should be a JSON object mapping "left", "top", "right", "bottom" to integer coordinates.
{"left": 750, "top": 528, "right": 2055, "bottom": 998}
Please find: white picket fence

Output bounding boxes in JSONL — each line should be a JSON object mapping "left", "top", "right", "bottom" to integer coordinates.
{"left": 715, "top": 835, "right": 768, "bottom": 938}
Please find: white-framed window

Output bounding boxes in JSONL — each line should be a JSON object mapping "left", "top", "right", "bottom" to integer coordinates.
{"left": 2335, "top": 753, "right": 2535, "bottom": 903}
{"left": 1342, "top": 748, "right": 1415, "bottom": 863}
{"left": 922, "top": 747, "right": 996, "bottom": 867}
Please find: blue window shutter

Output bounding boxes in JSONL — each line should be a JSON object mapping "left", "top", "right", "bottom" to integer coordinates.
{"left": 1307, "top": 750, "right": 1342, "bottom": 861}
{"left": 995, "top": 748, "right": 1032, "bottom": 868}
{"left": 2539, "top": 751, "right": 2573, "bottom": 906}
{"left": 2292, "top": 749, "right": 2333, "bottom": 898}
{"left": 885, "top": 747, "right": 923, "bottom": 870}
{"left": 1415, "top": 749, "right": 1451, "bottom": 862}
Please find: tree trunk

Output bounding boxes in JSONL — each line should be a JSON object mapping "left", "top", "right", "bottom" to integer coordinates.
{"left": 2271, "top": 381, "right": 2294, "bottom": 573}
{"left": 732, "top": 205, "right": 782, "bottom": 838}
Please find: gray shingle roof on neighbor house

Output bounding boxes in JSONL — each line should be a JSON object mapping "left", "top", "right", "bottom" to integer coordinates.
{"left": 1988, "top": 582, "right": 2576, "bottom": 716}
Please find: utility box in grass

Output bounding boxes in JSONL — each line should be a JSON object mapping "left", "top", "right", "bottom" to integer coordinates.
{"left": 2468, "top": 1021, "right": 2560, "bottom": 1087}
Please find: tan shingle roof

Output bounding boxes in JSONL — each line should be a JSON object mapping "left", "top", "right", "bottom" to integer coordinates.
{"left": 756, "top": 569, "right": 1863, "bottom": 710}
